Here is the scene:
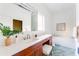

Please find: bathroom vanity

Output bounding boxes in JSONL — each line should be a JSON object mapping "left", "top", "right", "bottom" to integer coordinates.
{"left": 0, "top": 34, "right": 52, "bottom": 56}
{"left": 13, "top": 35, "right": 52, "bottom": 56}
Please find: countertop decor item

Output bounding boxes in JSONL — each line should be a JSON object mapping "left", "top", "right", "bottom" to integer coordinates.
{"left": 35, "top": 34, "right": 37, "bottom": 38}
{"left": 5, "top": 36, "right": 13, "bottom": 46}
{"left": 0, "top": 23, "right": 19, "bottom": 46}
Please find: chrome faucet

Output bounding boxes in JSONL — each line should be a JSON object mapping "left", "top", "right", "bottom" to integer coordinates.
{"left": 27, "top": 34, "right": 30, "bottom": 39}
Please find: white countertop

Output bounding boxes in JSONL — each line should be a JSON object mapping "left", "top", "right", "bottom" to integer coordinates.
{"left": 0, "top": 34, "right": 52, "bottom": 56}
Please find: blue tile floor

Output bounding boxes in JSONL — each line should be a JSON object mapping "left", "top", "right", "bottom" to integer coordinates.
{"left": 51, "top": 44, "right": 75, "bottom": 56}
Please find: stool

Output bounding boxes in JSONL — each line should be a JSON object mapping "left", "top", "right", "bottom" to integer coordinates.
{"left": 43, "top": 44, "right": 52, "bottom": 55}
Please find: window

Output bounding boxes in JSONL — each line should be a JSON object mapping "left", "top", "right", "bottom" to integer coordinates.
{"left": 37, "top": 13, "right": 45, "bottom": 31}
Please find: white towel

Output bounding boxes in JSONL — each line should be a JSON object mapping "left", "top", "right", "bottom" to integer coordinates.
{"left": 43, "top": 44, "right": 52, "bottom": 55}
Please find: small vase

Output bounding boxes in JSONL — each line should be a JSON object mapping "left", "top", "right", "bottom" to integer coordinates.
{"left": 5, "top": 37, "right": 12, "bottom": 46}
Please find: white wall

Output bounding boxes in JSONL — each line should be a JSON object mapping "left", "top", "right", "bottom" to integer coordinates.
{"left": 76, "top": 4, "right": 79, "bottom": 26}
{"left": 52, "top": 9, "right": 76, "bottom": 37}
{"left": 0, "top": 3, "right": 31, "bottom": 31}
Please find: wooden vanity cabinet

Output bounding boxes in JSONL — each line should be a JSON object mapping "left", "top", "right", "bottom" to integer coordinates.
{"left": 13, "top": 36, "right": 52, "bottom": 56}
{"left": 13, "top": 43, "right": 43, "bottom": 56}
{"left": 13, "top": 46, "right": 34, "bottom": 56}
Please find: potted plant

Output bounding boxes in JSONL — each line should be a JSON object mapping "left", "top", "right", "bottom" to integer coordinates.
{"left": 0, "top": 23, "right": 20, "bottom": 46}
{"left": 0, "top": 23, "right": 13, "bottom": 46}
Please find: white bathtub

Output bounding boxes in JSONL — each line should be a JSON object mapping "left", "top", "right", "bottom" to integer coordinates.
{"left": 53, "top": 36, "right": 75, "bottom": 49}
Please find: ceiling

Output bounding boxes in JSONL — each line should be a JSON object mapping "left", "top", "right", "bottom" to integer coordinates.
{"left": 43, "top": 3, "right": 76, "bottom": 14}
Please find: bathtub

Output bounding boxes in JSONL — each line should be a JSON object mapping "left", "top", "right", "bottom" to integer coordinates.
{"left": 53, "top": 36, "right": 75, "bottom": 49}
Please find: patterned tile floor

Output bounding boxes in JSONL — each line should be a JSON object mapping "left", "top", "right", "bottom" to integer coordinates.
{"left": 51, "top": 44, "right": 75, "bottom": 56}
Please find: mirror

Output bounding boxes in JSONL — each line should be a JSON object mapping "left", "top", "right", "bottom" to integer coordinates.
{"left": 0, "top": 3, "right": 34, "bottom": 33}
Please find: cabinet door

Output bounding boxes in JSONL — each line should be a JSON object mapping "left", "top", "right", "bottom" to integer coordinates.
{"left": 35, "top": 46, "right": 43, "bottom": 56}
{"left": 34, "top": 43, "right": 43, "bottom": 56}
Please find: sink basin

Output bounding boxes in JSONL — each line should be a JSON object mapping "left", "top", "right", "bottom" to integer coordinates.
{"left": 21, "top": 38, "right": 38, "bottom": 43}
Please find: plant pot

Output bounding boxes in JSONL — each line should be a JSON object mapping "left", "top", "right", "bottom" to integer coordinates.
{"left": 4, "top": 37, "right": 12, "bottom": 46}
